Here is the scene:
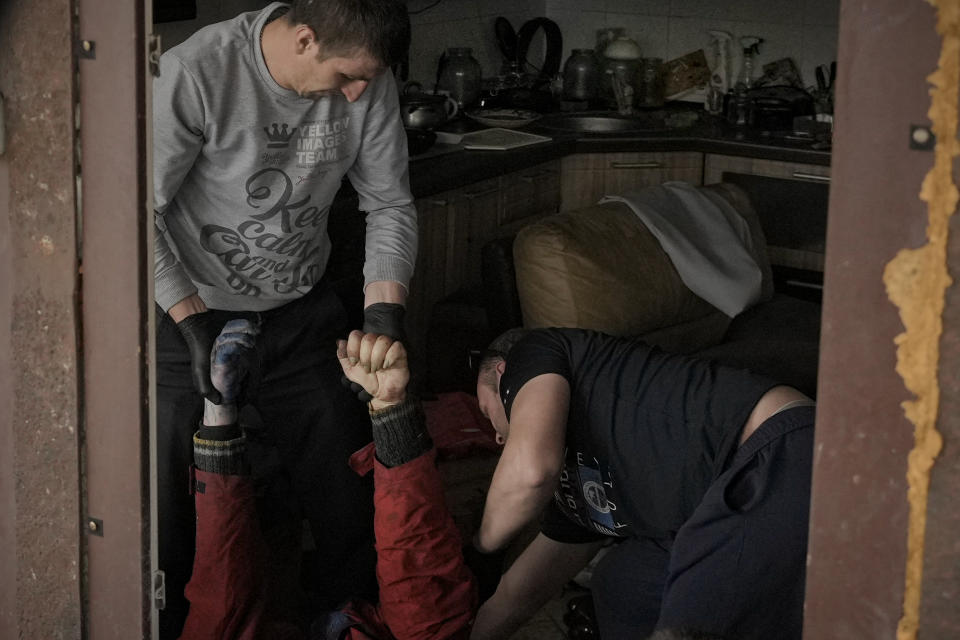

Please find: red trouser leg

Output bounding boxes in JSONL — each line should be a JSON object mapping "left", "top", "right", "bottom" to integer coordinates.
{"left": 178, "top": 469, "right": 269, "bottom": 640}
{"left": 371, "top": 449, "right": 478, "bottom": 640}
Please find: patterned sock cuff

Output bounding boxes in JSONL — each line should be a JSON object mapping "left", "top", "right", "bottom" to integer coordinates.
{"left": 192, "top": 432, "right": 249, "bottom": 476}
{"left": 369, "top": 397, "right": 433, "bottom": 468}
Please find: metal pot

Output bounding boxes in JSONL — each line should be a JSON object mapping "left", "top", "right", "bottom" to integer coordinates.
{"left": 400, "top": 82, "right": 459, "bottom": 130}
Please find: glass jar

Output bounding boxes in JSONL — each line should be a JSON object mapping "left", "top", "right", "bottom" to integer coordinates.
{"left": 437, "top": 47, "right": 482, "bottom": 111}
{"left": 635, "top": 58, "right": 665, "bottom": 108}
{"left": 562, "top": 49, "right": 599, "bottom": 102}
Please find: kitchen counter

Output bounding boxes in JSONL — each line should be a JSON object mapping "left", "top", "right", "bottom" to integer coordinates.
{"left": 404, "top": 109, "right": 831, "bottom": 199}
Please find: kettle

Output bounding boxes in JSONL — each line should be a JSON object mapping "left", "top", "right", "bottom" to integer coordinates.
{"left": 399, "top": 82, "right": 458, "bottom": 130}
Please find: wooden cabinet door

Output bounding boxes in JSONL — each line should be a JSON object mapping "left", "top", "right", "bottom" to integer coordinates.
{"left": 500, "top": 160, "right": 561, "bottom": 230}
{"left": 560, "top": 151, "right": 704, "bottom": 211}
{"left": 559, "top": 153, "right": 607, "bottom": 211}
{"left": 448, "top": 176, "right": 502, "bottom": 289}
{"left": 603, "top": 151, "right": 704, "bottom": 194}
{"left": 406, "top": 193, "right": 454, "bottom": 380}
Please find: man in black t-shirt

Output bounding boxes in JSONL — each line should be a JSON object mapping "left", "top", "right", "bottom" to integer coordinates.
{"left": 468, "top": 328, "right": 816, "bottom": 640}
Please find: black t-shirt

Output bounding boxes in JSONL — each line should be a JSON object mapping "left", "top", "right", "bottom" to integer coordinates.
{"left": 498, "top": 329, "right": 777, "bottom": 543}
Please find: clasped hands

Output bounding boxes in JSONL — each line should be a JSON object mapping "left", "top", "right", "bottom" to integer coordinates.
{"left": 201, "top": 319, "right": 408, "bottom": 423}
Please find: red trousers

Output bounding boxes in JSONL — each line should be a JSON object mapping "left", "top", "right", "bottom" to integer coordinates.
{"left": 179, "top": 446, "right": 477, "bottom": 640}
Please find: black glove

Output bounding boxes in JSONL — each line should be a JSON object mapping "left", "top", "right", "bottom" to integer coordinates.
{"left": 362, "top": 302, "right": 406, "bottom": 342}
{"left": 341, "top": 374, "right": 374, "bottom": 403}
{"left": 339, "top": 302, "right": 407, "bottom": 403}
{"left": 176, "top": 311, "right": 224, "bottom": 404}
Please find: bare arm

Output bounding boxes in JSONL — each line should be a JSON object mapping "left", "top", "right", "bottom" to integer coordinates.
{"left": 364, "top": 280, "right": 407, "bottom": 307}
{"left": 168, "top": 293, "right": 208, "bottom": 323}
{"left": 470, "top": 533, "right": 603, "bottom": 640}
{"left": 475, "top": 373, "right": 569, "bottom": 553}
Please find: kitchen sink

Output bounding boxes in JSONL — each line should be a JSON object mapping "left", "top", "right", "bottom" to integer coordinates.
{"left": 534, "top": 111, "right": 699, "bottom": 134}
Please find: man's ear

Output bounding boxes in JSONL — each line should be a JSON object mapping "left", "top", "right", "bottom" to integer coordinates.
{"left": 495, "top": 359, "right": 506, "bottom": 376}
{"left": 293, "top": 24, "right": 317, "bottom": 54}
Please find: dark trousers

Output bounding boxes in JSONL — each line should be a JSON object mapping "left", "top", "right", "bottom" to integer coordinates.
{"left": 156, "top": 283, "right": 377, "bottom": 639}
{"left": 591, "top": 406, "right": 815, "bottom": 640}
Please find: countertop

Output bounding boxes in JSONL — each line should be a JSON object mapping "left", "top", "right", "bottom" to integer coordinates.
{"left": 405, "top": 109, "right": 832, "bottom": 199}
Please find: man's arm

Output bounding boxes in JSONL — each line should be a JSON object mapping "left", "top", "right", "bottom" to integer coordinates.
{"left": 153, "top": 51, "right": 206, "bottom": 313}
{"left": 474, "top": 374, "right": 570, "bottom": 553}
{"left": 470, "top": 533, "right": 603, "bottom": 640}
{"left": 338, "top": 331, "right": 478, "bottom": 639}
{"left": 348, "top": 73, "right": 418, "bottom": 315}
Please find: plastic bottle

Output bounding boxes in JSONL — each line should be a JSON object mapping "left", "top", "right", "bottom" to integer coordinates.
{"left": 705, "top": 30, "right": 732, "bottom": 115}
{"left": 736, "top": 36, "right": 763, "bottom": 90}
{"left": 728, "top": 36, "right": 762, "bottom": 127}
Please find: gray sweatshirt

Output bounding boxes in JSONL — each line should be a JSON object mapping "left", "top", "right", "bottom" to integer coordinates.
{"left": 153, "top": 3, "right": 417, "bottom": 312}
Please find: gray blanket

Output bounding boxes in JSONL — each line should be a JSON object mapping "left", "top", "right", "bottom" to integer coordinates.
{"left": 599, "top": 182, "right": 762, "bottom": 317}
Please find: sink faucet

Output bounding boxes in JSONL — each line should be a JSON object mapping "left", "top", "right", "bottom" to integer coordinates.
{"left": 610, "top": 73, "right": 634, "bottom": 116}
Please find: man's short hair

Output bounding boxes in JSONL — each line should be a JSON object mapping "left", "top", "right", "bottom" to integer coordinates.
{"left": 477, "top": 328, "right": 529, "bottom": 389}
{"left": 288, "top": 0, "right": 410, "bottom": 68}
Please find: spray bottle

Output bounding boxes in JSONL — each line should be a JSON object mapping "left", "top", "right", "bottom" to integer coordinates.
{"left": 735, "top": 36, "right": 763, "bottom": 90}
{"left": 705, "top": 30, "right": 732, "bottom": 115}
{"left": 728, "top": 36, "right": 762, "bottom": 126}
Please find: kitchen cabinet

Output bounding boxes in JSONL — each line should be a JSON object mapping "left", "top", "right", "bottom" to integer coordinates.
{"left": 559, "top": 151, "right": 704, "bottom": 211}
{"left": 704, "top": 154, "right": 829, "bottom": 293}
{"left": 404, "top": 160, "right": 561, "bottom": 386}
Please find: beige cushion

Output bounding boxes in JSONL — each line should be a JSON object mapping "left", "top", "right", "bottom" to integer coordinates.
{"left": 513, "top": 183, "right": 771, "bottom": 344}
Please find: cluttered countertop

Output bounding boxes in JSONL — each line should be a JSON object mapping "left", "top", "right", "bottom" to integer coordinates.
{"left": 405, "top": 105, "right": 831, "bottom": 198}
{"left": 399, "top": 22, "right": 834, "bottom": 199}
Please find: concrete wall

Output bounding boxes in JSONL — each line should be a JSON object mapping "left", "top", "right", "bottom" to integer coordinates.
{"left": 0, "top": 0, "right": 83, "bottom": 637}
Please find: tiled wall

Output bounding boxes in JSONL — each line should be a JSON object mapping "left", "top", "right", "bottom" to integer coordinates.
{"left": 545, "top": 0, "right": 839, "bottom": 94}
{"left": 156, "top": 0, "right": 840, "bottom": 98}
{"left": 155, "top": 0, "right": 270, "bottom": 51}
{"left": 406, "top": 0, "right": 543, "bottom": 90}
{"left": 408, "top": 0, "right": 839, "bottom": 95}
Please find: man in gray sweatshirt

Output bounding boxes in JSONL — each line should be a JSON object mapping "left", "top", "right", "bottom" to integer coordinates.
{"left": 152, "top": 1, "right": 416, "bottom": 636}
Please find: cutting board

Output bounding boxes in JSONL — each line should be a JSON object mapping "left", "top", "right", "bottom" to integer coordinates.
{"left": 460, "top": 128, "right": 552, "bottom": 151}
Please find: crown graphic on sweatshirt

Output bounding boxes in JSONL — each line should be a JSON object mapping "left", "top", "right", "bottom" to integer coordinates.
{"left": 264, "top": 123, "right": 297, "bottom": 148}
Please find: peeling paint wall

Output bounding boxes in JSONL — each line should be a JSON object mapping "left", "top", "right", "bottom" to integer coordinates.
{"left": 0, "top": 0, "right": 83, "bottom": 637}
{"left": 883, "top": 3, "right": 957, "bottom": 638}
{"left": 803, "top": 0, "right": 940, "bottom": 638}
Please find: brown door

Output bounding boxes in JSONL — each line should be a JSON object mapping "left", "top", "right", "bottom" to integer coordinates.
{"left": 804, "top": 0, "right": 955, "bottom": 638}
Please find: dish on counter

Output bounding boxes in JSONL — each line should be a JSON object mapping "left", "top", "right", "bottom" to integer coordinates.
{"left": 465, "top": 108, "right": 541, "bottom": 129}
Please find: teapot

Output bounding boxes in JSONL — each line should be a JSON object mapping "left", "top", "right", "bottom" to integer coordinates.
{"left": 399, "top": 82, "right": 459, "bottom": 130}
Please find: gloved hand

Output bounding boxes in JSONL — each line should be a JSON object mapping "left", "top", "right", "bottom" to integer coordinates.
{"left": 176, "top": 311, "right": 224, "bottom": 404}
{"left": 362, "top": 302, "right": 406, "bottom": 342}
{"left": 210, "top": 319, "right": 261, "bottom": 405}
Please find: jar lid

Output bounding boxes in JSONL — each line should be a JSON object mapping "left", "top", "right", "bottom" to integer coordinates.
{"left": 603, "top": 36, "right": 642, "bottom": 60}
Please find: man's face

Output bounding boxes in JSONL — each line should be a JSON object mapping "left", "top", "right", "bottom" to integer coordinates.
{"left": 477, "top": 364, "right": 509, "bottom": 445}
{"left": 293, "top": 29, "right": 384, "bottom": 101}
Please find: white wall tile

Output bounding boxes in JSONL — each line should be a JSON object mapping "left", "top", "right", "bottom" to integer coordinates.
{"left": 550, "top": 9, "right": 608, "bottom": 52}
{"left": 605, "top": 13, "right": 670, "bottom": 59}
{"left": 670, "top": 0, "right": 802, "bottom": 24}
{"left": 605, "top": 0, "right": 670, "bottom": 16}
{"left": 803, "top": 0, "right": 840, "bottom": 26}
{"left": 800, "top": 24, "right": 838, "bottom": 89}
{"left": 410, "top": 0, "right": 480, "bottom": 26}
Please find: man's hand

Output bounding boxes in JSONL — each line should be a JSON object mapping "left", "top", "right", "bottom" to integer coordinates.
{"left": 203, "top": 319, "right": 260, "bottom": 426}
{"left": 176, "top": 310, "right": 224, "bottom": 404}
{"left": 336, "top": 330, "right": 408, "bottom": 410}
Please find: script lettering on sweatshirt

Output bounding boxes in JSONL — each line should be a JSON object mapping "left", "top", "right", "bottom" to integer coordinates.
{"left": 199, "top": 168, "right": 329, "bottom": 297}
